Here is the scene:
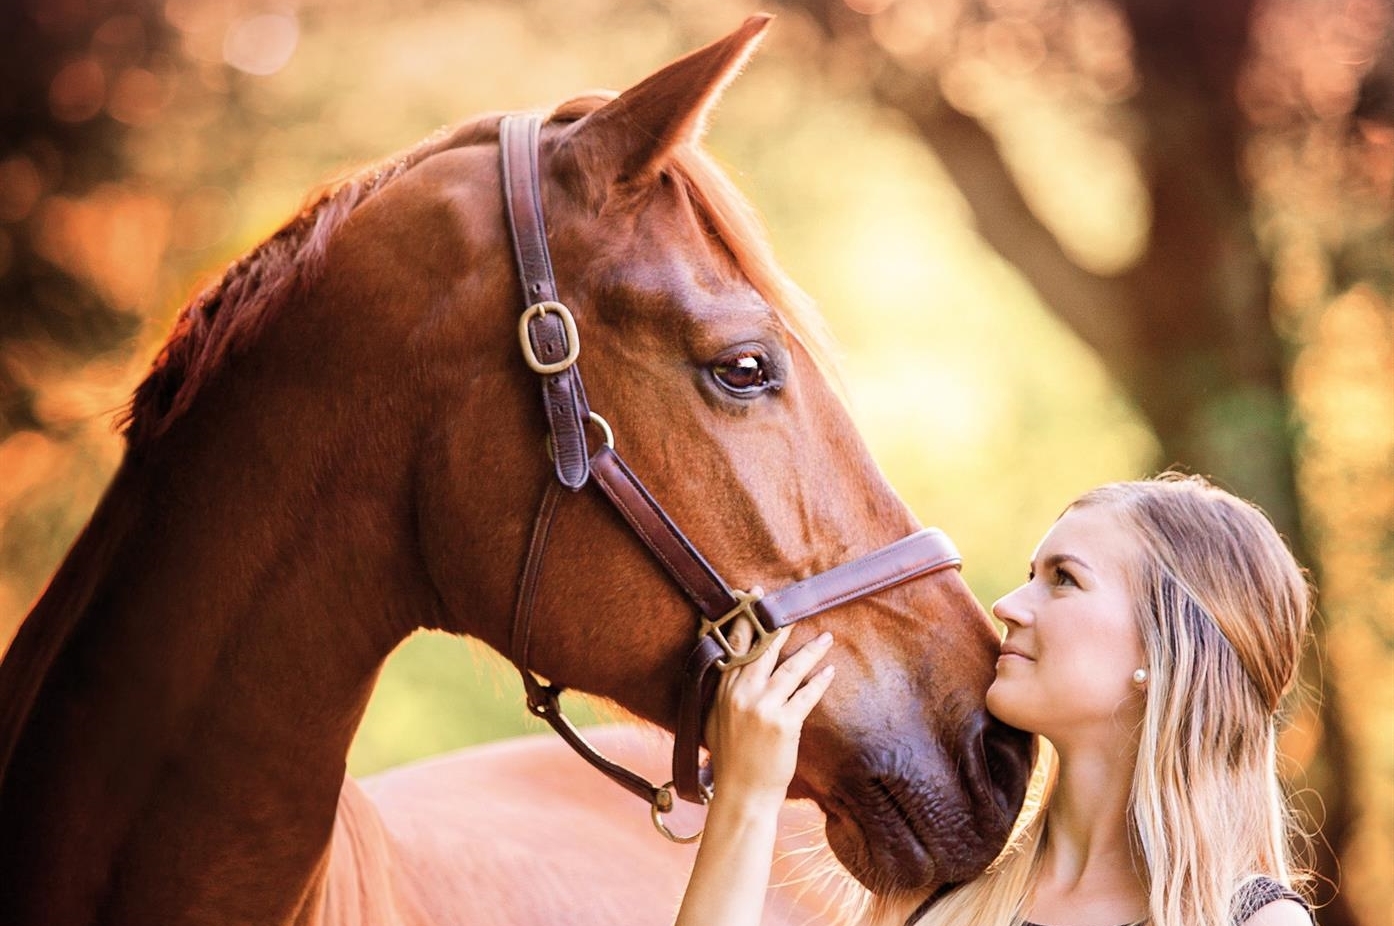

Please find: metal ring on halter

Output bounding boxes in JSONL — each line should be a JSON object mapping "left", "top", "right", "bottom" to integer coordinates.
{"left": 519, "top": 301, "right": 580, "bottom": 374}
{"left": 585, "top": 411, "right": 614, "bottom": 450}
{"left": 545, "top": 412, "right": 614, "bottom": 461}
{"left": 650, "top": 781, "right": 708, "bottom": 843}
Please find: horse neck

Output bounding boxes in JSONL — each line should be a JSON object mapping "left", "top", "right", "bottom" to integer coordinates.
{"left": 0, "top": 416, "right": 436, "bottom": 926}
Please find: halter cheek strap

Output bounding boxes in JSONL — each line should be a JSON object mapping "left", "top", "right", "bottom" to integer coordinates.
{"left": 500, "top": 113, "right": 591, "bottom": 490}
{"left": 499, "top": 112, "right": 965, "bottom": 837}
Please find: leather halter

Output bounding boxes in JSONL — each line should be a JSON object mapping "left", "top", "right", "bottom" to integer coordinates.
{"left": 499, "top": 113, "right": 965, "bottom": 840}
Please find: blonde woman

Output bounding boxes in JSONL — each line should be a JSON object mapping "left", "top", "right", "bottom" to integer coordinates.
{"left": 675, "top": 474, "right": 1315, "bottom": 926}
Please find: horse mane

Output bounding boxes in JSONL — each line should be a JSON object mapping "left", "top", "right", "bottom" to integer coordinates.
{"left": 121, "top": 93, "right": 839, "bottom": 453}
{"left": 0, "top": 119, "right": 499, "bottom": 792}
{"left": 117, "top": 120, "right": 497, "bottom": 450}
{"left": 0, "top": 116, "right": 467, "bottom": 778}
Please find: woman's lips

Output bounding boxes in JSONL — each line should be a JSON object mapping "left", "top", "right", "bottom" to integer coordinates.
{"left": 997, "top": 643, "right": 1033, "bottom": 661}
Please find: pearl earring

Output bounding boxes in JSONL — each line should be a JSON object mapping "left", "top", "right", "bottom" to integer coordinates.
{"left": 1132, "top": 668, "right": 1148, "bottom": 684}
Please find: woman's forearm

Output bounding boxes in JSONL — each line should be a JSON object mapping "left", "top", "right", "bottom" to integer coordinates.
{"left": 674, "top": 789, "right": 785, "bottom": 926}
{"left": 675, "top": 628, "right": 835, "bottom": 925}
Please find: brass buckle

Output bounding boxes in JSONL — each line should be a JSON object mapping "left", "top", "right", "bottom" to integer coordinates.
{"left": 519, "top": 301, "right": 580, "bottom": 374}
{"left": 699, "top": 587, "right": 770, "bottom": 670}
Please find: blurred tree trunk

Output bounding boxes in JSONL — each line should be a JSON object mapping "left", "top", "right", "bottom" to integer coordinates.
{"left": 784, "top": 1, "right": 1359, "bottom": 922}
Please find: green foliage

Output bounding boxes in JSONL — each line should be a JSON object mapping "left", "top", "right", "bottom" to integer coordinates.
{"left": 348, "top": 631, "right": 608, "bottom": 777}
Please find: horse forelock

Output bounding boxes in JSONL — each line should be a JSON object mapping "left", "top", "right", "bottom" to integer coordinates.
{"left": 117, "top": 119, "right": 501, "bottom": 451}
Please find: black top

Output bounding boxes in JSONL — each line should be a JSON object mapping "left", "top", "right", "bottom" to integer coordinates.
{"left": 910, "top": 876, "right": 1311, "bottom": 926}
{"left": 1230, "top": 876, "right": 1313, "bottom": 924}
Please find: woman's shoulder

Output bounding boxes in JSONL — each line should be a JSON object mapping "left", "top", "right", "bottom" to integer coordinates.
{"left": 1234, "top": 876, "right": 1313, "bottom": 925}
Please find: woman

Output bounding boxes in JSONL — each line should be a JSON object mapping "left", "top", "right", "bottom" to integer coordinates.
{"left": 675, "top": 473, "right": 1315, "bottom": 926}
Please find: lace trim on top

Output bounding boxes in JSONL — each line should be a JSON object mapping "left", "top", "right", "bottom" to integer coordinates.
{"left": 1232, "top": 876, "right": 1312, "bottom": 923}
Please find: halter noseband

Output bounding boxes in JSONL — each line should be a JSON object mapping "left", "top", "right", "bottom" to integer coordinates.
{"left": 499, "top": 113, "right": 964, "bottom": 841}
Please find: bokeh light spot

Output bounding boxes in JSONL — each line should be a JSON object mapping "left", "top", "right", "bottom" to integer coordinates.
{"left": 0, "top": 156, "right": 43, "bottom": 224}
{"left": 107, "top": 67, "right": 165, "bottom": 126}
{"left": 49, "top": 58, "right": 107, "bottom": 123}
{"left": 222, "top": 12, "right": 300, "bottom": 76}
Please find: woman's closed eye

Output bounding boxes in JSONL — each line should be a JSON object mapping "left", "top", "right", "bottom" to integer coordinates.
{"left": 1025, "top": 568, "right": 1076, "bottom": 582}
{"left": 1029, "top": 565, "right": 1079, "bottom": 588}
{"left": 1053, "top": 566, "right": 1079, "bottom": 587}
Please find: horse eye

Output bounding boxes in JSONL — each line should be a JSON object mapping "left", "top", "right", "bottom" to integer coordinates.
{"left": 711, "top": 353, "right": 770, "bottom": 395}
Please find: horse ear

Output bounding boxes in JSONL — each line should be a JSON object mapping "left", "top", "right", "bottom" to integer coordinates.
{"left": 562, "top": 14, "right": 772, "bottom": 184}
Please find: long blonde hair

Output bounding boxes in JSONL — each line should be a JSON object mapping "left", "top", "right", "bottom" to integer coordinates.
{"left": 893, "top": 473, "right": 1312, "bottom": 926}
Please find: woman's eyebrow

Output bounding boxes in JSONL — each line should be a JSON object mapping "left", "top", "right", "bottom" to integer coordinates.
{"left": 1031, "top": 553, "right": 1095, "bottom": 574}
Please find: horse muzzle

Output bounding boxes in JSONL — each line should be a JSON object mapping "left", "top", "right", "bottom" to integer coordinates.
{"left": 815, "top": 714, "right": 1033, "bottom": 894}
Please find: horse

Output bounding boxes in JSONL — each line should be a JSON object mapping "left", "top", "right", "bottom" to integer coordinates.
{"left": 0, "top": 16, "right": 1031, "bottom": 926}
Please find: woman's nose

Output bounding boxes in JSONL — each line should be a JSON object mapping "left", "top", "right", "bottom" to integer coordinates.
{"left": 991, "top": 585, "right": 1030, "bottom": 627}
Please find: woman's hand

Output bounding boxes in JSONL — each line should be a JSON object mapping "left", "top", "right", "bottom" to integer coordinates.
{"left": 705, "top": 625, "right": 837, "bottom": 807}
{"left": 674, "top": 625, "right": 837, "bottom": 926}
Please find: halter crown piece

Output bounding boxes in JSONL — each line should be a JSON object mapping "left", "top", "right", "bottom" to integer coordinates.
{"left": 499, "top": 113, "right": 965, "bottom": 842}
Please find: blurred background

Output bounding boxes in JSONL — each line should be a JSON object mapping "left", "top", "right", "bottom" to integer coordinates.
{"left": 1, "top": 0, "right": 1389, "bottom": 921}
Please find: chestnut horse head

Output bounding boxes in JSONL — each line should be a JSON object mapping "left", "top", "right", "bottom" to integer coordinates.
{"left": 0, "top": 16, "right": 1029, "bottom": 924}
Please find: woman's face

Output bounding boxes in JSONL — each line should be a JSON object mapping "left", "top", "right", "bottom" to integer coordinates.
{"left": 986, "top": 503, "right": 1148, "bottom": 746}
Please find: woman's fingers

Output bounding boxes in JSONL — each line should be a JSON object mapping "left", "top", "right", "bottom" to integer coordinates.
{"left": 785, "top": 661, "right": 836, "bottom": 722}
{"left": 720, "top": 622, "right": 786, "bottom": 688}
{"left": 716, "top": 627, "right": 771, "bottom": 708}
{"left": 721, "top": 628, "right": 834, "bottom": 706}
{"left": 724, "top": 615, "right": 753, "bottom": 656}
{"left": 761, "top": 631, "right": 834, "bottom": 701}
{"left": 749, "top": 622, "right": 789, "bottom": 669}
{"left": 706, "top": 627, "right": 837, "bottom": 800}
